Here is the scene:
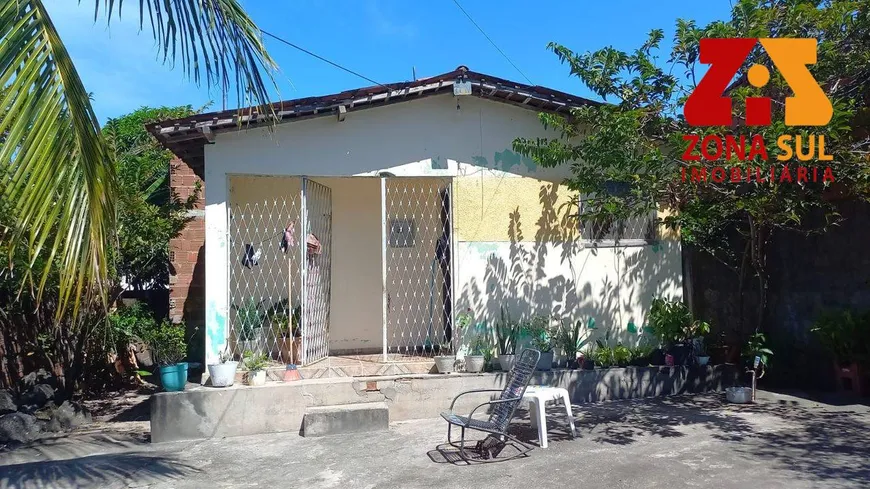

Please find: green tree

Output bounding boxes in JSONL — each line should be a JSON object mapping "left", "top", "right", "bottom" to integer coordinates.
{"left": 0, "top": 105, "right": 203, "bottom": 394}
{"left": 103, "top": 105, "right": 201, "bottom": 290}
{"left": 514, "top": 0, "right": 870, "bottom": 335}
{"left": 0, "top": 1, "right": 277, "bottom": 318}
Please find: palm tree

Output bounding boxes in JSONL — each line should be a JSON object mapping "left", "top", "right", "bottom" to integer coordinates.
{"left": 0, "top": 1, "right": 276, "bottom": 316}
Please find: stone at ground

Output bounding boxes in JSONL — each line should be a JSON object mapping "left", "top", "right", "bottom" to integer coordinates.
{"left": 45, "top": 401, "right": 92, "bottom": 432}
{"left": 20, "top": 383, "right": 54, "bottom": 408}
{"left": 0, "top": 412, "right": 40, "bottom": 443}
{"left": 0, "top": 391, "right": 16, "bottom": 415}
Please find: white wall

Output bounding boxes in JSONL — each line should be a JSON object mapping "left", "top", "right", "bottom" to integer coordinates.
{"left": 203, "top": 94, "right": 683, "bottom": 363}
{"left": 312, "top": 177, "right": 383, "bottom": 353}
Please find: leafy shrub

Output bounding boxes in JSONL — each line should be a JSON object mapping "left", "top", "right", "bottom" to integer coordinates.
{"left": 612, "top": 344, "right": 632, "bottom": 367}
{"left": 648, "top": 297, "right": 709, "bottom": 345}
{"left": 811, "top": 310, "right": 870, "bottom": 364}
{"left": 145, "top": 321, "right": 188, "bottom": 366}
{"left": 495, "top": 307, "right": 519, "bottom": 355}
{"left": 243, "top": 351, "right": 269, "bottom": 371}
{"left": 556, "top": 319, "right": 592, "bottom": 361}
{"left": 742, "top": 332, "right": 773, "bottom": 369}
{"left": 526, "top": 315, "right": 555, "bottom": 352}
{"left": 233, "top": 298, "right": 265, "bottom": 341}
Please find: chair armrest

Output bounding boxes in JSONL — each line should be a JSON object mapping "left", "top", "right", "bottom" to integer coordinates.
{"left": 467, "top": 396, "right": 521, "bottom": 420}
{"left": 449, "top": 389, "right": 504, "bottom": 410}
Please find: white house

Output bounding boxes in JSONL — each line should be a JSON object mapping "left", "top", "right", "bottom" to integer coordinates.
{"left": 149, "top": 66, "right": 683, "bottom": 375}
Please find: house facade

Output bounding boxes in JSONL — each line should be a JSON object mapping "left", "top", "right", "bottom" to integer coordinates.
{"left": 150, "top": 67, "right": 683, "bottom": 369}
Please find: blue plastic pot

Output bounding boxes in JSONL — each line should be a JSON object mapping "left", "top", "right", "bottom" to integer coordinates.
{"left": 159, "top": 362, "right": 188, "bottom": 392}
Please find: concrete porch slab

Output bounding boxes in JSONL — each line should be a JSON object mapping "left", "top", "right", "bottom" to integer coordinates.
{"left": 151, "top": 365, "right": 738, "bottom": 443}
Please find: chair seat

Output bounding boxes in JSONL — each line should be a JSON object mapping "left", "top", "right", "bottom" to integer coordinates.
{"left": 440, "top": 411, "right": 501, "bottom": 433}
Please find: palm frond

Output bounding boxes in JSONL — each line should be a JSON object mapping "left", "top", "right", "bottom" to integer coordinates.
{"left": 0, "top": 0, "right": 115, "bottom": 317}
{"left": 2, "top": 0, "right": 277, "bottom": 319}
{"left": 101, "top": 0, "right": 279, "bottom": 118}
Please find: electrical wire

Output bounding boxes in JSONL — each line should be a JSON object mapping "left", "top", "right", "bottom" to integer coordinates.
{"left": 449, "top": 0, "right": 534, "bottom": 85}
{"left": 260, "top": 29, "right": 389, "bottom": 88}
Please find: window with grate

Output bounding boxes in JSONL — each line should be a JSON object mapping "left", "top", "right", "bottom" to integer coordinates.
{"left": 579, "top": 181, "right": 657, "bottom": 247}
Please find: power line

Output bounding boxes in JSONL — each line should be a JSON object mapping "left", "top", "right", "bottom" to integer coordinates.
{"left": 260, "top": 29, "right": 389, "bottom": 88}
{"left": 449, "top": 0, "right": 533, "bottom": 85}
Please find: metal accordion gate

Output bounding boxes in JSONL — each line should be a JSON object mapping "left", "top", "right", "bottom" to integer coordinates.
{"left": 382, "top": 177, "right": 454, "bottom": 361}
{"left": 228, "top": 177, "right": 332, "bottom": 367}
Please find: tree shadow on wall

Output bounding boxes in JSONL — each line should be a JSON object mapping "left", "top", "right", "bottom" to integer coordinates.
{"left": 458, "top": 183, "right": 683, "bottom": 346}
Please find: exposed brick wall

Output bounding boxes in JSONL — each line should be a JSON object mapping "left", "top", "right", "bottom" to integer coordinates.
{"left": 168, "top": 149, "right": 206, "bottom": 362}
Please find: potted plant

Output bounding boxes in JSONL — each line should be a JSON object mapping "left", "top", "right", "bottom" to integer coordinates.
{"left": 557, "top": 319, "right": 592, "bottom": 369}
{"left": 648, "top": 297, "right": 710, "bottom": 365}
{"left": 629, "top": 340, "right": 655, "bottom": 367}
{"left": 613, "top": 343, "right": 632, "bottom": 367}
{"left": 207, "top": 348, "right": 239, "bottom": 387}
{"left": 495, "top": 307, "right": 519, "bottom": 371}
{"left": 812, "top": 309, "right": 870, "bottom": 394}
{"left": 270, "top": 302, "right": 301, "bottom": 364}
{"left": 527, "top": 315, "right": 556, "bottom": 370}
{"left": 243, "top": 351, "right": 269, "bottom": 386}
{"left": 147, "top": 320, "right": 188, "bottom": 392}
{"left": 233, "top": 298, "right": 265, "bottom": 357}
{"left": 434, "top": 341, "right": 456, "bottom": 374}
{"left": 455, "top": 310, "right": 486, "bottom": 373}
{"left": 465, "top": 335, "right": 488, "bottom": 373}
{"left": 592, "top": 342, "right": 614, "bottom": 368}
{"left": 695, "top": 339, "right": 710, "bottom": 366}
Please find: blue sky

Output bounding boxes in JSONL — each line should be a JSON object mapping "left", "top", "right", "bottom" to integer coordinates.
{"left": 45, "top": 0, "right": 733, "bottom": 123}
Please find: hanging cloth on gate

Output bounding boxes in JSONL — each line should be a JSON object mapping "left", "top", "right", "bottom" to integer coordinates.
{"left": 306, "top": 233, "right": 322, "bottom": 256}
{"left": 242, "top": 244, "right": 261, "bottom": 268}
{"left": 280, "top": 221, "right": 296, "bottom": 253}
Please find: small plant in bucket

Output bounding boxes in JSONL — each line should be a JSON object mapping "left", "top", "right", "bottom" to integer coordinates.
{"left": 243, "top": 351, "right": 270, "bottom": 386}
{"left": 146, "top": 320, "right": 189, "bottom": 392}
{"left": 465, "top": 333, "right": 489, "bottom": 373}
{"left": 207, "top": 346, "right": 239, "bottom": 387}
{"left": 434, "top": 340, "right": 457, "bottom": 374}
{"left": 527, "top": 315, "right": 556, "bottom": 370}
{"left": 556, "top": 319, "right": 592, "bottom": 368}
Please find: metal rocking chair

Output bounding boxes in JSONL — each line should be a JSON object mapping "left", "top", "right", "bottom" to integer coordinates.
{"left": 440, "top": 348, "right": 541, "bottom": 463}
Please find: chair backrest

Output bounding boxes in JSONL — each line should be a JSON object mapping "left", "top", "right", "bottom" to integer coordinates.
{"left": 488, "top": 348, "right": 541, "bottom": 432}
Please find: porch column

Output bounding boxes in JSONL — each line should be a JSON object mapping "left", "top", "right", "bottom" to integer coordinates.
{"left": 203, "top": 159, "right": 230, "bottom": 366}
{"left": 381, "top": 177, "right": 388, "bottom": 362}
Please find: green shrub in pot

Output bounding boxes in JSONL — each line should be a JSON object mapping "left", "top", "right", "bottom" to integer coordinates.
{"left": 495, "top": 307, "right": 520, "bottom": 370}
{"left": 527, "top": 315, "right": 556, "bottom": 370}
{"left": 556, "top": 319, "right": 592, "bottom": 368}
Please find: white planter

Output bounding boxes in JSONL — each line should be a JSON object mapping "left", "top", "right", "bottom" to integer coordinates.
{"left": 465, "top": 355, "right": 485, "bottom": 373}
{"left": 697, "top": 356, "right": 710, "bottom": 366}
{"left": 536, "top": 351, "right": 554, "bottom": 371}
{"left": 434, "top": 355, "right": 456, "bottom": 374}
{"left": 246, "top": 370, "right": 267, "bottom": 386}
{"left": 726, "top": 386, "right": 753, "bottom": 404}
{"left": 207, "top": 361, "right": 238, "bottom": 387}
{"left": 498, "top": 354, "right": 516, "bottom": 372}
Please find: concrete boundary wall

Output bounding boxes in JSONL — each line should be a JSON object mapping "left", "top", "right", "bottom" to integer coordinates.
{"left": 151, "top": 365, "right": 738, "bottom": 443}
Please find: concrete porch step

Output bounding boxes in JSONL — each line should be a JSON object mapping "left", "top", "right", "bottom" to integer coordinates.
{"left": 302, "top": 401, "right": 389, "bottom": 437}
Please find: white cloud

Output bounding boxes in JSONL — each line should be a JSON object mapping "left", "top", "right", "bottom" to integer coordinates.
{"left": 366, "top": 0, "right": 418, "bottom": 40}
